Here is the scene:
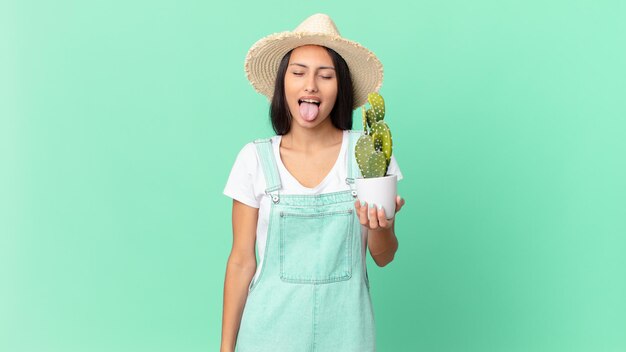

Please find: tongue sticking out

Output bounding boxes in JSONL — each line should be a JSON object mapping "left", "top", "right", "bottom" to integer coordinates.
{"left": 299, "top": 102, "right": 319, "bottom": 121}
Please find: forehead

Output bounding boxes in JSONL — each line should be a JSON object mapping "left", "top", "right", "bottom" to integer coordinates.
{"left": 288, "top": 45, "right": 334, "bottom": 66}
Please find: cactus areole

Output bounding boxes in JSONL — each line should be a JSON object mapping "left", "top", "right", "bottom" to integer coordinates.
{"left": 355, "top": 92, "right": 393, "bottom": 178}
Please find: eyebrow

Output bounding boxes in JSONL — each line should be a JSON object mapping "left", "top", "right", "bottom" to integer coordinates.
{"left": 289, "top": 63, "right": 336, "bottom": 70}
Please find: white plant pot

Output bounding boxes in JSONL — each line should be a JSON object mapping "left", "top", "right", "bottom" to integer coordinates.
{"left": 355, "top": 174, "right": 398, "bottom": 220}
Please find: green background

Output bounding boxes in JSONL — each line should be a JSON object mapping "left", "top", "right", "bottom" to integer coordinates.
{"left": 2, "top": 0, "right": 625, "bottom": 351}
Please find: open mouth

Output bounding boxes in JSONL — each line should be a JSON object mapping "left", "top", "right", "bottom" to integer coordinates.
{"left": 298, "top": 99, "right": 320, "bottom": 106}
{"left": 298, "top": 98, "right": 321, "bottom": 121}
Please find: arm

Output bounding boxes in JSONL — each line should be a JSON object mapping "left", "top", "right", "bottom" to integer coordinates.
{"left": 367, "top": 221, "right": 398, "bottom": 267}
{"left": 355, "top": 196, "right": 405, "bottom": 267}
{"left": 221, "top": 200, "right": 259, "bottom": 352}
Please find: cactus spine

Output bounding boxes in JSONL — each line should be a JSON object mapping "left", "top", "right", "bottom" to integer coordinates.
{"left": 355, "top": 92, "right": 393, "bottom": 178}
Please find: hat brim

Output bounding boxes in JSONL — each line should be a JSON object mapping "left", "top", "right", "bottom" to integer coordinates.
{"left": 245, "top": 32, "right": 383, "bottom": 110}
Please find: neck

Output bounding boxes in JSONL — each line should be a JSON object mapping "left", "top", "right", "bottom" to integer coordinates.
{"left": 282, "top": 119, "right": 343, "bottom": 152}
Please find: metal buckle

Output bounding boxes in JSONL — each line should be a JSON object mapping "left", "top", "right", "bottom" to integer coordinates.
{"left": 265, "top": 188, "right": 280, "bottom": 204}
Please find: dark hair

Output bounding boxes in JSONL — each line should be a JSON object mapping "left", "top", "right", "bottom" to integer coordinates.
{"left": 270, "top": 46, "right": 354, "bottom": 135}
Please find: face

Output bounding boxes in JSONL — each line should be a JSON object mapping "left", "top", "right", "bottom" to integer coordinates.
{"left": 284, "top": 45, "right": 338, "bottom": 130}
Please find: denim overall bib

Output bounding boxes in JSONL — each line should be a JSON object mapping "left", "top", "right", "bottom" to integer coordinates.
{"left": 235, "top": 131, "right": 375, "bottom": 352}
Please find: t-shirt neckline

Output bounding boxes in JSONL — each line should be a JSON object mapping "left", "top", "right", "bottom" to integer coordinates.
{"left": 274, "top": 130, "right": 348, "bottom": 192}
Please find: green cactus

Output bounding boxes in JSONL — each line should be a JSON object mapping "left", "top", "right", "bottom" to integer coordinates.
{"left": 371, "top": 121, "right": 392, "bottom": 167}
{"left": 368, "top": 92, "right": 385, "bottom": 121}
{"left": 366, "top": 151, "right": 387, "bottom": 177}
{"left": 355, "top": 92, "right": 394, "bottom": 178}
{"left": 365, "top": 109, "right": 376, "bottom": 129}
{"left": 355, "top": 134, "right": 375, "bottom": 171}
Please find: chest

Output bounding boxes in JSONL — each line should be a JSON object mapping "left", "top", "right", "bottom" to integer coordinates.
{"left": 279, "top": 144, "right": 342, "bottom": 188}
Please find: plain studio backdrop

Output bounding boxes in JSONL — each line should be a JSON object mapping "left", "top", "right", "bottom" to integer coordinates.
{"left": 1, "top": 0, "right": 625, "bottom": 351}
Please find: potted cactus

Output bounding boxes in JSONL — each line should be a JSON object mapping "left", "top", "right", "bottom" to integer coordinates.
{"left": 355, "top": 92, "right": 397, "bottom": 220}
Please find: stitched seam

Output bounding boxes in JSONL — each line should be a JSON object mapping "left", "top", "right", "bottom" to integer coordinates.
{"left": 279, "top": 209, "right": 353, "bottom": 218}
{"left": 312, "top": 285, "right": 317, "bottom": 352}
{"left": 254, "top": 138, "right": 282, "bottom": 193}
{"left": 347, "top": 210, "right": 354, "bottom": 282}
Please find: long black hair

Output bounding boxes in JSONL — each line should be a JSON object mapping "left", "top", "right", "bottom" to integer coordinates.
{"left": 270, "top": 46, "right": 354, "bottom": 135}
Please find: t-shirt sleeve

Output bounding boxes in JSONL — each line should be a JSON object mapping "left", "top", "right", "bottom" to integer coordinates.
{"left": 387, "top": 155, "right": 404, "bottom": 181}
{"left": 223, "top": 142, "right": 262, "bottom": 208}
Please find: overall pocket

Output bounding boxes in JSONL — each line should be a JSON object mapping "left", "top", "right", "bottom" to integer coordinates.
{"left": 279, "top": 209, "right": 354, "bottom": 284}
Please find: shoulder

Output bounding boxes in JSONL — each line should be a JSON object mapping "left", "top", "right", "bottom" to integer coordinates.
{"left": 232, "top": 135, "right": 281, "bottom": 170}
{"left": 233, "top": 142, "right": 258, "bottom": 166}
{"left": 236, "top": 135, "right": 277, "bottom": 160}
{"left": 224, "top": 142, "right": 265, "bottom": 208}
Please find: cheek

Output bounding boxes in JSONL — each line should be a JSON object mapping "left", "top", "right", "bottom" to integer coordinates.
{"left": 284, "top": 75, "right": 298, "bottom": 93}
{"left": 324, "top": 85, "right": 338, "bottom": 108}
{"left": 284, "top": 86, "right": 299, "bottom": 107}
{"left": 283, "top": 79, "right": 292, "bottom": 95}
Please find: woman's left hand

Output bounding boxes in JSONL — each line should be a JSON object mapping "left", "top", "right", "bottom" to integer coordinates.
{"left": 355, "top": 195, "right": 405, "bottom": 231}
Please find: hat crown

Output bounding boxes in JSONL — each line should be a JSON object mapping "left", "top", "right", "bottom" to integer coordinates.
{"left": 293, "top": 13, "right": 340, "bottom": 36}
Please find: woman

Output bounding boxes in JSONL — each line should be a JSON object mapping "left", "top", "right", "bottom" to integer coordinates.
{"left": 221, "top": 14, "right": 405, "bottom": 352}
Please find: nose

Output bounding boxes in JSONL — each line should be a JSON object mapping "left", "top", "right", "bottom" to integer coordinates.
{"left": 304, "top": 74, "right": 318, "bottom": 93}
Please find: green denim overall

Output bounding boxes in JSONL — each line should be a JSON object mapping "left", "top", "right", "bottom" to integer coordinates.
{"left": 235, "top": 131, "right": 375, "bottom": 352}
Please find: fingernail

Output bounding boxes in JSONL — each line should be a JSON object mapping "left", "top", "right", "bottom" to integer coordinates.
{"left": 378, "top": 204, "right": 383, "bottom": 210}
{"left": 369, "top": 203, "right": 375, "bottom": 209}
{"left": 360, "top": 201, "right": 366, "bottom": 207}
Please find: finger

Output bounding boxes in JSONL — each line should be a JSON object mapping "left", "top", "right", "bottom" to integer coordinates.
{"left": 396, "top": 195, "right": 406, "bottom": 212}
{"left": 377, "top": 207, "right": 389, "bottom": 228}
{"left": 354, "top": 200, "right": 364, "bottom": 224}
{"left": 368, "top": 204, "right": 379, "bottom": 229}
{"left": 359, "top": 201, "right": 369, "bottom": 225}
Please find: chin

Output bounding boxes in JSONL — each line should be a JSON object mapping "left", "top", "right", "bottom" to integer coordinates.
{"left": 296, "top": 115, "right": 329, "bottom": 129}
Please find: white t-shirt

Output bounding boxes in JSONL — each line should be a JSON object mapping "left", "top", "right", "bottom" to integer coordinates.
{"left": 223, "top": 130, "right": 403, "bottom": 285}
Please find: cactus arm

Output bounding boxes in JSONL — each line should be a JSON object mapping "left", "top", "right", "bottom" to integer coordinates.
{"left": 365, "top": 151, "right": 387, "bottom": 178}
{"left": 355, "top": 134, "right": 376, "bottom": 176}
{"left": 371, "top": 121, "right": 393, "bottom": 166}
{"left": 367, "top": 92, "right": 385, "bottom": 122}
{"left": 366, "top": 109, "right": 377, "bottom": 129}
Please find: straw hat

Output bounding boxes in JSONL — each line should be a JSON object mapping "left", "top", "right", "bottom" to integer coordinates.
{"left": 244, "top": 13, "right": 383, "bottom": 110}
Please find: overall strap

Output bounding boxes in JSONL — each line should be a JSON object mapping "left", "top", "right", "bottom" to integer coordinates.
{"left": 346, "top": 130, "right": 363, "bottom": 185}
{"left": 253, "top": 138, "right": 282, "bottom": 197}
